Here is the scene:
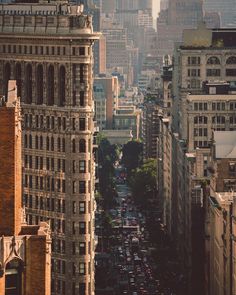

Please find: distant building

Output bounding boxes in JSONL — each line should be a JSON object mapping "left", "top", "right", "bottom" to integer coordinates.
{"left": 156, "top": 0, "right": 203, "bottom": 60}
{"left": 204, "top": 0, "right": 236, "bottom": 27}
{"left": 94, "top": 75, "right": 119, "bottom": 129}
{"left": 142, "top": 102, "right": 161, "bottom": 159}
{"left": 187, "top": 83, "right": 236, "bottom": 152}
{"left": 0, "top": 81, "right": 51, "bottom": 295}
{"left": 100, "top": 129, "right": 133, "bottom": 145}
{"left": 172, "top": 25, "right": 236, "bottom": 140}
{"left": 113, "top": 106, "right": 142, "bottom": 140}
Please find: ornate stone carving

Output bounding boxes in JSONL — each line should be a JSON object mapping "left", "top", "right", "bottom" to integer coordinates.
{"left": 0, "top": 236, "right": 25, "bottom": 276}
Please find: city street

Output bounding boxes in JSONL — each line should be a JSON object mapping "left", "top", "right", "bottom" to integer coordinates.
{"left": 96, "top": 180, "right": 176, "bottom": 295}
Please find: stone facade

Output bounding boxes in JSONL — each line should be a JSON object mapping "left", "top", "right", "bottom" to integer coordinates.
{"left": 0, "top": 2, "right": 100, "bottom": 295}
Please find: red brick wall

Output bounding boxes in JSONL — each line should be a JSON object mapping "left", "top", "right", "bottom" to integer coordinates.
{"left": 25, "top": 236, "right": 51, "bottom": 295}
{"left": 0, "top": 106, "right": 21, "bottom": 236}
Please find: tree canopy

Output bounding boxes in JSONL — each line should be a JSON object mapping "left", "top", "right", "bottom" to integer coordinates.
{"left": 129, "top": 158, "right": 157, "bottom": 208}
{"left": 97, "top": 135, "right": 120, "bottom": 209}
{"left": 122, "top": 140, "right": 143, "bottom": 176}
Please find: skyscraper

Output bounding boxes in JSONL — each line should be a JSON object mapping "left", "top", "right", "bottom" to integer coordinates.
{"left": 0, "top": 2, "right": 100, "bottom": 295}
{"left": 204, "top": 0, "right": 236, "bottom": 27}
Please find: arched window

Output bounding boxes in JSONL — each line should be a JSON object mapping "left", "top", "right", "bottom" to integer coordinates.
{"left": 5, "top": 259, "right": 23, "bottom": 295}
{"left": 47, "top": 65, "right": 54, "bottom": 105}
{"left": 79, "top": 139, "right": 86, "bottom": 153}
{"left": 4, "top": 62, "right": 11, "bottom": 98}
{"left": 58, "top": 65, "right": 65, "bottom": 106}
{"left": 15, "top": 63, "right": 22, "bottom": 98}
{"left": 62, "top": 138, "right": 65, "bottom": 152}
{"left": 226, "top": 56, "right": 236, "bottom": 64}
{"left": 36, "top": 64, "right": 43, "bottom": 105}
{"left": 25, "top": 64, "right": 32, "bottom": 104}
{"left": 207, "top": 56, "right": 220, "bottom": 65}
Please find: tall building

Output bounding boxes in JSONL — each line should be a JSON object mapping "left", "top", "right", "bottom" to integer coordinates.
{"left": 204, "top": 0, "right": 236, "bottom": 27}
{"left": 0, "top": 2, "right": 100, "bottom": 295}
{"left": 157, "top": 25, "right": 236, "bottom": 294}
{"left": 94, "top": 75, "right": 119, "bottom": 130}
{"left": 0, "top": 81, "right": 51, "bottom": 295}
{"left": 156, "top": 0, "right": 203, "bottom": 60}
{"left": 168, "top": 0, "right": 203, "bottom": 27}
{"left": 207, "top": 131, "right": 236, "bottom": 295}
{"left": 172, "top": 24, "right": 236, "bottom": 139}
{"left": 142, "top": 102, "right": 161, "bottom": 159}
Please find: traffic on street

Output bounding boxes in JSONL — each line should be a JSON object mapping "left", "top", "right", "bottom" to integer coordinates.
{"left": 96, "top": 179, "right": 176, "bottom": 295}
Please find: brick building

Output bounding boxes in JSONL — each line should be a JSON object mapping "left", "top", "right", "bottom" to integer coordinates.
{"left": 0, "top": 2, "right": 100, "bottom": 295}
{"left": 0, "top": 81, "right": 51, "bottom": 295}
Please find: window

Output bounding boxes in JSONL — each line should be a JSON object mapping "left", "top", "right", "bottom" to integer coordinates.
{"left": 62, "top": 138, "right": 66, "bottom": 152}
{"left": 80, "top": 64, "right": 84, "bottom": 83}
{"left": 226, "top": 68, "right": 236, "bottom": 76}
{"left": 79, "top": 222, "right": 86, "bottom": 234}
{"left": 46, "top": 136, "right": 50, "bottom": 150}
{"left": 207, "top": 56, "right": 220, "bottom": 65}
{"left": 79, "top": 283, "right": 86, "bottom": 295}
{"left": 72, "top": 221, "right": 76, "bottom": 234}
{"left": 72, "top": 139, "right": 76, "bottom": 153}
{"left": 46, "top": 116, "right": 50, "bottom": 129}
{"left": 51, "top": 136, "right": 54, "bottom": 151}
{"left": 40, "top": 157, "right": 43, "bottom": 170}
{"left": 29, "top": 135, "right": 32, "bottom": 149}
{"left": 79, "top": 139, "right": 86, "bottom": 152}
{"left": 79, "top": 181, "right": 86, "bottom": 193}
{"left": 79, "top": 201, "right": 86, "bottom": 214}
{"left": 35, "top": 135, "right": 39, "bottom": 149}
{"left": 58, "top": 117, "right": 61, "bottom": 129}
{"left": 5, "top": 259, "right": 22, "bottom": 295}
{"left": 79, "top": 91, "right": 84, "bottom": 107}
{"left": 229, "top": 162, "right": 236, "bottom": 174}
{"left": 79, "top": 47, "right": 85, "bottom": 56}
{"left": 73, "top": 160, "right": 76, "bottom": 173}
{"left": 72, "top": 201, "right": 76, "bottom": 213}
{"left": 224, "top": 179, "right": 236, "bottom": 191}
{"left": 206, "top": 69, "right": 221, "bottom": 76}
{"left": 40, "top": 136, "right": 43, "bottom": 149}
{"left": 187, "top": 56, "right": 200, "bottom": 65}
{"left": 79, "top": 118, "right": 86, "bottom": 131}
{"left": 79, "top": 242, "right": 86, "bottom": 255}
{"left": 226, "top": 56, "right": 236, "bottom": 64}
{"left": 79, "top": 160, "right": 86, "bottom": 173}
{"left": 62, "top": 160, "right": 66, "bottom": 173}
{"left": 51, "top": 116, "right": 55, "bottom": 129}
{"left": 73, "top": 181, "right": 76, "bottom": 194}
{"left": 78, "top": 263, "right": 86, "bottom": 276}
{"left": 62, "top": 117, "right": 66, "bottom": 130}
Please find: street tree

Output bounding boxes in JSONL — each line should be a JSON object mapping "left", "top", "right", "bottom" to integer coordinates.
{"left": 129, "top": 158, "right": 157, "bottom": 208}
{"left": 122, "top": 140, "right": 143, "bottom": 177}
